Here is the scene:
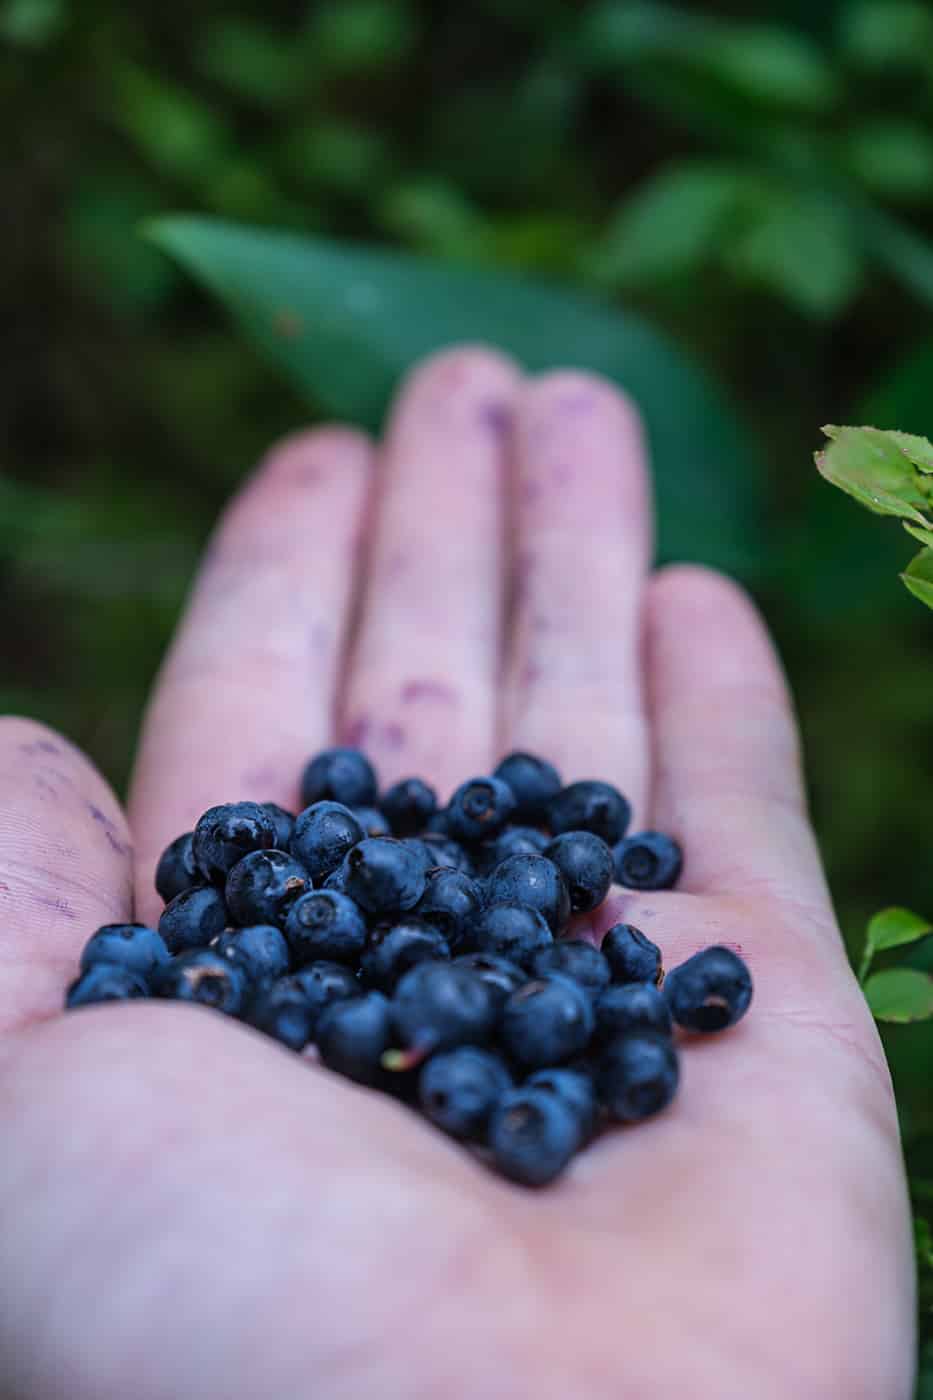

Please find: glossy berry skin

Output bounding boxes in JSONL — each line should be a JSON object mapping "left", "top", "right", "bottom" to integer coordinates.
{"left": 419, "top": 1048, "right": 512, "bottom": 1139}
{"left": 488, "top": 1087, "right": 581, "bottom": 1187}
{"left": 601, "top": 924, "right": 663, "bottom": 986}
{"left": 225, "top": 849, "right": 309, "bottom": 928}
{"left": 469, "top": 902, "right": 552, "bottom": 970}
{"left": 613, "top": 831, "right": 683, "bottom": 891}
{"left": 597, "top": 1031, "right": 679, "bottom": 1122}
{"left": 547, "top": 781, "right": 631, "bottom": 846}
{"left": 154, "top": 833, "right": 198, "bottom": 903}
{"left": 381, "top": 777, "right": 438, "bottom": 836}
{"left": 531, "top": 940, "right": 611, "bottom": 1000}
{"left": 316, "top": 992, "right": 392, "bottom": 1085}
{"left": 663, "top": 945, "right": 753, "bottom": 1032}
{"left": 474, "top": 826, "right": 549, "bottom": 876}
{"left": 153, "top": 950, "right": 249, "bottom": 1017}
{"left": 485, "top": 853, "right": 571, "bottom": 936}
{"left": 290, "top": 961, "right": 360, "bottom": 1020}
{"left": 290, "top": 801, "right": 364, "bottom": 883}
{"left": 360, "top": 920, "right": 450, "bottom": 992}
{"left": 452, "top": 952, "right": 524, "bottom": 1006}
{"left": 79, "top": 923, "right": 169, "bottom": 978}
{"left": 390, "top": 962, "right": 497, "bottom": 1053}
{"left": 300, "top": 747, "right": 377, "bottom": 809}
{"left": 493, "top": 751, "right": 562, "bottom": 824}
{"left": 66, "top": 964, "right": 149, "bottom": 1008}
{"left": 595, "top": 982, "right": 673, "bottom": 1042}
{"left": 158, "top": 884, "right": 228, "bottom": 955}
{"left": 500, "top": 975, "right": 595, "bottom": 1069}
{"left": 323, "top": 864, "right": 349, "bottom": 894}
{"left": 192, "top": 801, "right": 276, "bottom": 885}
{"left": 415, "top": 868, "right": 484, "bottom": 950}
{"left": 262, "top": 803, "right": 296, "bottom": 850}
{"left": 526, "top": 1067, "right": 599, "bottom": 1143}
{"left": 352, "top": 806, "right": 392, "bottom": 838}
{"left": 248, "top": 978, "right": 318, "bottom": 1050}
{"left": 341, "top": 837, "right": 426, "bottom": 916}
{"left": 446, "top": 776, "right": 516, "bottom": 844}
{"left": 418, "top": 834, "right": 475, "bottom": 876}
{"left": 285, "top": 890, "right": 367, "bottom": 967}
{"left": 213, "top": 924, "right": 291, "bottom": 983}
{"left": 545, "top": 831, "right": 614, "bottom": 914}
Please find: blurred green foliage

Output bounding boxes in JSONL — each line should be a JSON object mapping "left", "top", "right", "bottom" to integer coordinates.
{"left": 3, "top": 0, "right": 933, "bottom": 1373}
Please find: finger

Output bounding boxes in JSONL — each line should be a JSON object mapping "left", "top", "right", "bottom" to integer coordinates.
{"left": 502, "top": 371, "right": 653, "bottom": 820}
{"left": 129, "top": 428, "right": 372, "bottom": 923}
{"left": 342, "top": 346, "right": 521, "bottom": 795}
{"left": 0, "top": 719, "right": 133, "bottom": 1031}
{"left": 646, "top": 564, "right": 830, "bottom": 904}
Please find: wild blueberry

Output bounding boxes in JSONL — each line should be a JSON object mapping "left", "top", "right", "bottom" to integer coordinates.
{"left": 316, "top": 991, "right": 392, "bottom": 1085}
{"left": 352, "top": 806, "right": 392, "bottom": 838}
{"left": 154, "top": 833, "right": 198, "bottom": 903}
{"left": 613, "top": 831, "right": 682, "bottom": 890}
{"left": 247, "top": 977, "right": 318, "bottom": 1051}
{"left": 285, "top": 889, "right": 367, "bottom": 967}
{"left": 663, "top": 945, "right": 753, "bottom": 1032}
{"left": 192, "top": 801, "right": 276, "bottom": 885}
{"left": 500, "top": 975, "right": 595, "bottom": 1069}
{"left": 300, "top": 747, "right": 377, "bottom": 809}
{"left": 290, "top": 960, "right": 360, "bottom": 1019}
{"left": 415, "top": 868, "right": 484, "bottom": 950}
{"left": 323, "top": 863, "right": 349, "bottom": 893}
{"left": 80, "top": 923, "right": 169, "bottom": 978}
{"left": 158, "top": 884, "right": 228, "bottom": 955}
{"left": 547, "top": 781, "right": 631, "bottom": 846}
{"left": 341, "top": 836, "right": 426, "bottom": 915}
{"left": 213, "top": 924, "right": 291, "bottom": 983}
{"left": 290, "top": 801, "right": 364, "bottom": 883}
{"left": 485, "top": 853, "right": 570, "bottom": 936}
{"left": 360, "top": 919, "right": 450, "bottom": 992}
{"left": 531, "top": 940, "right": 611, "bottom": 999}
{"left": 595, "top": 982, "right": 673, "bottom": 1042}
{"left": 262, "top": 802, "right": 296, "bottom": 850}
{"left": 419, "top": 1047, "right": 512, "bottom": 1139}
{"left": 493, "top": 752, "right": 562, "bottom": 824}
{"left": 526, "top": 1067, "right": 599, "bottom": 1142}
{"left": 488, "top": 1087, "right": 580, "bottom": 1187}
{"left": 469, "top": 902, "right": 552, "bottom": 970}
{"left": 381, "top": 777, "right": 438, "bottom": 836}
{"left": 419, "top": 833, "right": 475, "bottom": 875}
{"left": 601, "top": 924, "right": 663, "bottom": 986}
{"left": 474, "top": 825, "right": 549, "bottom": 876}
{"left": 597, "top": 1031, "right": 679, "bottom": 1121}
{"left": 452, "top": 952, "right": 525, "bottom": 1006}
{"left": 389, "top": 962, "right": 497, "bottom": 1057}
{"left": 225, "top": 849, "right": 309, "bottom": 928}
{"left": 66, "top": 964, "right": 149, "bottom": 1008}
{"left": 545, "top": 831, "right": 613, "bottom": 914}
{"left": 153, "top": 949, "right": 248, "bottom": 1017}
{"left": 425, "top": 809, "right": 451, "bottom": 836}
{"left": 446, "top": 776, "right": 516, "bottom": 844}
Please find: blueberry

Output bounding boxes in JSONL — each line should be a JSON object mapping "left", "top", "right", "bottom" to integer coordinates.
{"left": 418, "top": 833, "right": 475, "bottom": 875}
{"left": 158, "top": 884, "right": 228, "bottom": 955}
{"left": 79, "top": 923, "right": 169, "bottom": 978}
{"left": 341, "top": 837, "right": 426, "bottom": 916}
{"left": 290, "top": 961, "right": 360, "bottom": 1019}
{"left": 425, "top": 809, "right": 451, "bottom": 836}
{"left": 663, "top": 945, "right": 752, "bottom": 1032}
{"left": 493, "top": 752, "right": 562, "bottom": 824}
{"left": 323, "top": 863, "right": 349, "bottom": 893}
{"left": 153, "top": 950, "right": 249, "bottom": 1017}
{"left": 595, "top": 982, "right": 673, "bottom": 1042}
{"left": 300, "top": 747, "right": 377, "bottom": 809}
{"left": 613, "top": 831, "right": 682, "bottom": 891}
{"left": 485, "top": 853, "right": 570, "bottom": 936}
{"left": 547, "top": 781, "right": 631, "bottom": 846}
{"left": 192, "top": 801, "right": 276, "bottom": 885}
{"left": 469, "top": 902, "right": 552, "bottom": 970}
{"left": 225, "top": 849, "right": 310, "bottom": 928}
{"left": 154, "top": 833, "right": 198, "bottom": 903}
{"left": 545, "top": 831, "right": 613, "bottom": 914}
{"left": 316, "top": 992, "right": 392, "bottom": 1085}
{"left": 381, "top": 777, "right": 438, "bottom": 836}
{"left": 601, "top": 924, "right": 663, "bottom": 986}
{"left": 452, "top": 952, "right": 525, "bottom": 1006}
{"left": 419, "top": 1047, "right": 512, "bottom": 1139}
{"left": 474, "top": 825, "right": 549, "bottom": 876}
{"left": 248, "top": 978, "right": 318, "bottom": 1050}
{"left": 446, "top": 776, "right": 516, "bottom": 844}
{"left": 353, "top": 806, "right": 392, "bottom": 838}
{"left": 415, "top": 868, "right": 484, "bottom": 950}
{"left": 596, "top": 1031, "right": 679, "bottom": 1121}
{"left": 389, "top": 962, "right": 497, "bottom": 1055}
{"left": 290, "top": 801, "right": 364, "bottom": 883}
{"left": 500, "top": 975, "right": 594, "bottom": 1069}
{"left": 488, "top": 1088, "right": 580, "bottom": 1187}
{"left": 360, "top": 919, "right": 450, "bottom": 991}
{"left": 262, "top": 802, "right": 296, "bottom": 850}
{"left": 213, "top": 924, "right": 291, "bottom": 983}
{"left": 526, "top": 1067, "right": 599, "bottom": 1142}
{"left": 66, "top": 964, "right": 149, "bottom": 1008}
{"left": 285, "top": 890, "right": 367, "bottom": 967}
{"left": 531, "top": 940, "right": 611, "bottom": 1000}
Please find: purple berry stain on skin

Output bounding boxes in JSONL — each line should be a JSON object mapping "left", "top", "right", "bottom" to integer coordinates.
{"left": 20, "top": 739, "right": 62, "bottom": 757}
{"left": 479, "top": 400, "right": 511, "bottom": 437}
{"left": 86, "top": 802, "right": 130, "bottom": 856}
{"left": 401, "top": 679, "right": 457, "bottom": 706}
{"left": 32, "top": 891, "right": 77, "bottom": 920}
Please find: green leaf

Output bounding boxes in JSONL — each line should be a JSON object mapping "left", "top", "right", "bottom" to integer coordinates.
{"left": 815, "top": 425, "right": 933, "bottom": 525}
{"left": 904, "top": 522, "right": 933, "bottom": 547}
{"left": 839, "top": 0, "right": 933, "bottom": 71}
{"left": 859, "top": 906, "right": 932, "bottom": 980}
{"left": 196, "top": 20, "right": 303, "bottom": 105}
{"left": 842, "top": 120, "right": 933, "bottom": 204}
{"left": 726, "top": 193, "right": 862, "bottom": 320}
{"left": 112, "top": 67, "right": 229, "bottom": 184}
{"left": 863, "top": 968, "right": 933, "bottom": 1022}
{"left": 884, "top": 430, "right": 933, "bottom": 472}
{"left": 0, "top": 0, "right": 63, "bottom": 45}
{"left": 148, "top": 215, "right": 765, "bottom": 575}
{"left": 902, "top": 547, "right": 933, "bottom": 609}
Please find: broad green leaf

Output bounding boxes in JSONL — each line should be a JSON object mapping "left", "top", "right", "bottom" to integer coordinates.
{"left": 815, "top": 425, "right": 932, "bottom": 525}
{"left": 863, "top": 968, "right": 933, "bottom": 1022}
{"left": 725, "top": 194, "right": 861, "bottom": 319}
{"left": 839, "top": 0, "right": 933, "bottom": 70}
{"left": 885, "top": 430, "right": 933, "bottom": 472}
{"left": 148, "top": 216, "right": 765, "bottom": 575}
{"left": 904, "top": 523, "right": 933, "bottom": 547}
{"left": 113, "top": 67, "right": 229, "bottom": 184}
{"left": 902, "top": 547, "right": 933, "bottom": 609}
{"left": 842, "top": 120, "right": 933, "bottom": 204}
{"left": 859, "top": 906, "right": 932, "bottom": 980}
{"left": 0, "top": 0, "right": 63, "bottom": 45}
{"left": 303, "top": 0, "right": 417, "bottom": 75}
{"left": 196, "top": 20, "right": 303, "bottom": 105}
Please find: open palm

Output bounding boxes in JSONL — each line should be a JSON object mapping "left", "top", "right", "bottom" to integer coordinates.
{"left": 0, "top": 349, "right": 915, "bottom": 1399}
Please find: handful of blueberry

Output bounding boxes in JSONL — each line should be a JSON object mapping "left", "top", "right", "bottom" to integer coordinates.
{"left": 65, "top": 748, "right": 753, "bottom": 1187}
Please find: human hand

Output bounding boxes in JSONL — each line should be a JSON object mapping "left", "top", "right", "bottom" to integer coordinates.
{"left": 0, "top": 348, "right": 915, "bottom": 1399}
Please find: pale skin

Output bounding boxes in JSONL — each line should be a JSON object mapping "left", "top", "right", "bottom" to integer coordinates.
{"left": 0, "top": 348, "right": 916, "bottom": 1399}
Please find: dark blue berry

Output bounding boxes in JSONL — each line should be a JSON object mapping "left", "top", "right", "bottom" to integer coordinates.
{"left": 80, "top": 923, "right": 169, "bottom": 978}
{"left": 262, "top": 802, "right": 296, "bottom": 850}
{"left": 425, "top": 809, "right": 451, "bottom": 836}
{"left": 531, "top": 940, "right": 611, "bottom": 999}
{"left": 360, "top": 919, "right": 450, "bottom": 991}
{"left": 158, "top": 884, "right": 228, "bottom": 954}
{"left": 493, "top": 751, "right": 562, "bottom": 824}
{"left": 248, "top": 978, "right": 318, "bottom": 1050}
{"left": 225, "top": 849, "right": 309, "bottom": 928}
{"left": 192, "top": 801, "right": 276, "bottom": 885}
{"left": 545, "top": 831, "right": 613, "bottom": 913}
{"left": 663, "top": 946, "right": 752, "bottom": 1032}
{"left": 153, "top": 950, "right": 248, "bottom": 1016}
{"left": 485, "top": 853, "right": 570, "bottom": 936}
{"left": 300, "top": 747, "right": 377, "bottom": 809}
{"left": 316, "top": 992, "right": 392, "bottom": 1085}
{"left": 381, "top": 777, "right": 438, "bottom": 836}
{"left": 446, "top": 776, "right": 516, "bottom": 844}
{"left": 613, "top": 831, "right": 682, "bottom": 890}
{"left": 154, "top": 833, "right": 198, "bottom": 903}
{"left": 595, "top": 982, "right": 673, "bottom": 1041}
{"left": 213, "top": 924, "right": 291, "bottom": 983}
{"left": 323, "top": 863, "right": 349, "bottom": 893}
{"left": 488, "top": 1087, "right": 580, "bottom": 1187}
{"left": 474, "top": 825, "right": 549, "bottom": 876}
{"left": 601, "top": 924, "right": 663, "bottom": 986}
{"left": 469, "top": 902, "right": 552, "bottom": 970}
{"left": 596, "top": 1031, "right": 679, "bottom": 1121}
{"left": 415, "top": 868, "right": 484, "bottom": 950}
{"left": 389, "top": 962, "right": 497, "bottom": 1055}
{"left": 500, "top": 975, "right": 594, "bottom": 1069}
{"left": 418, "top": 833, "right": 475, "bottom": 875}
{"left": 66, "top": 964, "right": 149, "bottom": 1008}
{"left": 290, "top": 961, "right": 360, "bottom": 1018}
{"left": 452, "top": 952, "right": 525, "bottom": 1005}
{"left": 341, "top": 836, "right": 426, "bottom": 915}
{"left": 526, "top": 1067, "right": 598, "bottom": 1142}
{"left": 284, "top": 890, "right": 367, "bottom": 967}
{"left": 352, "top": 806, "right": 392, "bottom": 838}
{"left": 290, "top": 801, "right": 364, "bottom": 883}
{"left": 547, "top": 781, "right": 631, "bottom": 846}
{"left": 419, "top": 1047, "right": 512, "bottom": 1139}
